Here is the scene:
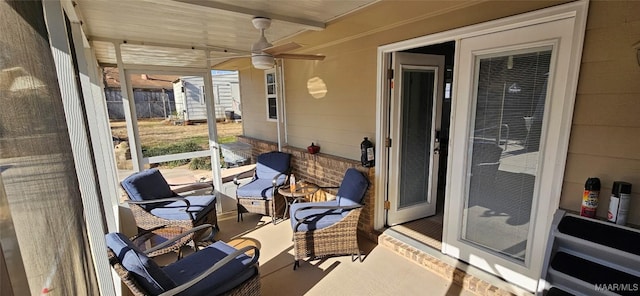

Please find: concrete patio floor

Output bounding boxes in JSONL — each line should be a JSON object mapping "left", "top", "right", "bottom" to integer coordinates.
{"left": 150, "top": 211, "right": 474, "bottom": 296}
{"left": 118, "top": 167, "right": 474, "bottom": 295}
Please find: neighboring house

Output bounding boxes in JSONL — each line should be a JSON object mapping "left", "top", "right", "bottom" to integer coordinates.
{"left": 173, "top": 71, "right": 241, "bottom": 122}
{"left": 103, "top": 67, "right": 177, "bottom": 120}
{"left": 2, "top": 1, "right": 640, "bottom": 296}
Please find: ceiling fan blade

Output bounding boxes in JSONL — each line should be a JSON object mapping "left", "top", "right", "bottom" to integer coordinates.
{"left": 263, "top": 42, "right": 302, "bottom": 55}
{"left": 207, "top": 54, "right": 251, "bottom": 60}
{"left": 273, "top": 53, "right": 325, "bottom": 61}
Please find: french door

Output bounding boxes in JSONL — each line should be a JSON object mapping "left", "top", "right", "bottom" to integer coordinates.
{"left": 387, "top": 53, "right": 444, "bottom": 226}
{"left": 443, "top": 15, "right": 585, "bottom": 291}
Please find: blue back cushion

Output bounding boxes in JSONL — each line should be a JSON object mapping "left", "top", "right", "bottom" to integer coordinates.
{"left": 121, "top": 169, "right": 175, "bottom": 202}
{"left": 105, "top": 233, "right": 176, "bottom": 294}
{"left": 255, "top": 152, "right": 290, "bottom": 185}
{"left": 336, "top": 168, "right": 369, "bottom": 206}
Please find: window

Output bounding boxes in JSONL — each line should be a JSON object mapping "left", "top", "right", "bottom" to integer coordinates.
{"left": 265, "top": 69, "right": 277, "bottom": 120}
{"left": 464, "top": 48, "right": 552, "bottom": 261}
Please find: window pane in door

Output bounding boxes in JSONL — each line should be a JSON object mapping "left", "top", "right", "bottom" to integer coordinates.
{"left": 463, "top": 48, "right": 552, "bottom": 261}
{"left": 399, "top": 69, "right": 435, "bottom": 208}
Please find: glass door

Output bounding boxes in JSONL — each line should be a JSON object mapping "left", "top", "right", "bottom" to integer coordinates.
{"left": 387, "top": 53, "right": 444, "bottom": 225}
{"left": 443, "top": 14, "right": 585, "bottom": 291}
{"left": 463, "top": 47, "right": 551, "bottom": 260}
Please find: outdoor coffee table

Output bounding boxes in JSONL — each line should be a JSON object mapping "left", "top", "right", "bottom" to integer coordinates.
{"left": 278, "top": 182, "right": 320, "bottom": 219}
{"left": 130, "top": 225, "right": 193, "bottom": 258}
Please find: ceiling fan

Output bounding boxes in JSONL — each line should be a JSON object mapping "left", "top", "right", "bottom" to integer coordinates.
{"left": 210, "top": 17, "right": 325, "bottom": 69}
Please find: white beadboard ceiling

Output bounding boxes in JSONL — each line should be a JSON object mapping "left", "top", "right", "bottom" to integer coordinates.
{"left": 73, "top": 0, "right": 380, "bottom": 68}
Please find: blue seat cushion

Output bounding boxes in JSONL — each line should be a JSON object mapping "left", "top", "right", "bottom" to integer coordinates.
{"left": 236, "top": 179, "right": 277, "bottom": 199}
{"left": 149, "top": 195, "right": 216, "bottom": 221}
{"left": 121, "top": 169, "right": 175, "bottom": 203}
{"left": 105, "top": 233, "right": 176, "bottom": 294}
{"left": 290, "top": 200, "right": 355, "bottom": 232}
{"left": 255, "top": 151, "right": 290, "bottom": 182}
{"left": 162, "top": 241, "right": 258, "bottom": 296}
{"left": 336, "top": 168, "right": 369, "bottom": 206}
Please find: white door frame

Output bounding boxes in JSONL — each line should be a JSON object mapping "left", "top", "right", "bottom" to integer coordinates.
{"left": 374, "top": 0, "right": 589, "bottom": 290}
{"left": 375, "top": 0, "right": 588, "bottom": 231}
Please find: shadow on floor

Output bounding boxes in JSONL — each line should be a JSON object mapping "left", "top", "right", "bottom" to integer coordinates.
{"left": 258, "top": 233, "right": 377, "bottom": 295}
{"left": 153, "top": 211, "right": 468, "bottom": 296}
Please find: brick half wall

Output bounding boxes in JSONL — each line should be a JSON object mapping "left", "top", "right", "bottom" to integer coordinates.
{"left": 238, "top": 136, "right": 378, "bottom": 241}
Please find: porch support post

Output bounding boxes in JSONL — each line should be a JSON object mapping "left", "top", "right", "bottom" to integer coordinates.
{"left": 277, "top": 59, "right": 288, "bottom": 146}
{"left": 275, "top": 59, "right": 286, "bottom": 151}
{"left": 204, "top": 52, "right": 223, "bottom": 211}
{"left": 70, "top": 22, "right": 119, "bottom": 232}
{"left": 115, "top": 42, "right": 144, "bottom": 171}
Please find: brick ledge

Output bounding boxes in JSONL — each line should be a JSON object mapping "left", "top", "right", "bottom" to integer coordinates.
{"left": 378, "top": 233, "right": 528, "bottom": 296}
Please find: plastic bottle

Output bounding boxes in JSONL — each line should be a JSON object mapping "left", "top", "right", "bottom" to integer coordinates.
{"left": 360, "top": 137, "right": 375, "bottom": 167}
{"left": 289, "top": 174, "right": 296, "bottom": 193}
{"left": 607, "top": 181, "right": 632, "bottom": 225}
{"left": 580, "top": 177, "right": 600, "bottom": 218}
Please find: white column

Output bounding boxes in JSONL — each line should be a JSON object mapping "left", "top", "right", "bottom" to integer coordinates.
{"left": 115, "top": 43, "right": 144, "bottom": 171}
{"left": 204, "top": 53, "right": 223, "bottom": 211}
{"left": 70, "top": 22, "right": 119, "bottom": 232}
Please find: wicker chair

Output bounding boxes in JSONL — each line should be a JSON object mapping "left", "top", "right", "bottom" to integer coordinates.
{"left": 121, "top": 169, "right": 219, "bottom": 243}
{"left": 233, "top": 151, "right": 291, "bottom": 223}
{"left": 106, "top": 225, "right": 260, "bottom": 296}
{"left": 289, "top": 168, "right": 369, "bottom": 270}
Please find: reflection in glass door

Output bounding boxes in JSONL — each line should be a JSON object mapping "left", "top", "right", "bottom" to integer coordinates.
{"left": 463, "top": 48, "right": 552, "bottom": 261}
{"left": 441, "top": 5, "right": 587, "bottom": 291}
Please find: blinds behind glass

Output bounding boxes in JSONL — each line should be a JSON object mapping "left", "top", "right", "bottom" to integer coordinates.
{"left": 463, "top": 48, "right": 552, "bottom": 261}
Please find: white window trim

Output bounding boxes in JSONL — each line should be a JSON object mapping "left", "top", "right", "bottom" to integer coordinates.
{"left": 265, "top": 69, "right": 278, "bottom": 122}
